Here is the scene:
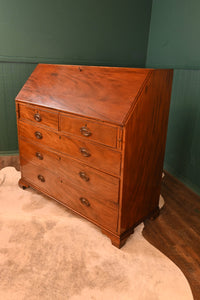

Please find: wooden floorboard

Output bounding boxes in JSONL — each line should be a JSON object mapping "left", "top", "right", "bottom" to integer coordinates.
{"left": 143, "top": 172, "right": 200, "bottom": 300}
{"left": 1, "top": 156, "right": 200, "bottom": 299}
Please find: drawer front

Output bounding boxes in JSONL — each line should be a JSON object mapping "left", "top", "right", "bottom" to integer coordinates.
{"left": 18, "top": 121, "right": 121, "bottom": 176}
{"left": 19, "top": 139, "right": 119, "bottom": 204}
{"left": 21, "top": 161, "right": 118, "bottom": 232}
{"left": 18, "top": 103, "right": 58, "bottom": 129}
{"left": 60, "top": 113, "right": 118, "bottom": 148}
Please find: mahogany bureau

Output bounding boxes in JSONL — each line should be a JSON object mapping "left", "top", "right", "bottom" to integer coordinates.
{"left": 15, "top": 64, "right": 173, "bottom": 248}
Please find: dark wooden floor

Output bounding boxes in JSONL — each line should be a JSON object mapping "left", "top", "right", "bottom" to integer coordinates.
{"left": 1, "top": 156, "right": 200, "bottom": 299}
{"left": 143, "top": 172, "right": 200, "bottom": 300}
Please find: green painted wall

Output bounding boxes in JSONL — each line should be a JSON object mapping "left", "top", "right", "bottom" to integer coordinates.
{"left": 165, "top": 70, "right": 200, "bottom": 195}
{"left": 0, "top": 0, "right": 152, "bottom": 66}
{"left": 146, "top": 0, "right": 200, "bottom": 194}
{"left": 0, "top": 63, "right": 36, "bottom": 154}
{"left": 146, "top": 0, "right": 200, "bottom": 69}
{"left": 0, "top": 0, "right": 152, "bottom": 153}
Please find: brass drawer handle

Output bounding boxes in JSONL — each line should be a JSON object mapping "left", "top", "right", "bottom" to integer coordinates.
{"left": 80, "top": 197, "right": 90, "bottom": 207}
{"left": 35, "top": 131, "right": 43, "bottom": 139}
{"left": 35, "top": 152, "right": 43, "bottom": 160}
{"left": 34, "top": 113, "right": 41, "bottom": 122}
{"left": 80, "top": 147, "right": 91, "bottom": 157}
{"left": 79, "top": 171, "right": 90, "bottom": 182}
{"left": 38, "top": 174, "right": 45, "bottom": 182}
{"left": 80, "top": 126, "right": 92, "bottom": 137}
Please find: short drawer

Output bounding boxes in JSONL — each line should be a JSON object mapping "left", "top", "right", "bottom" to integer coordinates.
{"left": 18, "top": 103, "right": 58, "bottom": 129}
{"left": 18, "top": 121, "right": 121, "bottom": 176}
{"left": 60, "top": 113, "right": 118, "bottom": 148}
{"left": 19, "top": 139, "right": 120, "bottom": 204}
{"left": 21, "top": 161, "right": 118, "bottom": 232}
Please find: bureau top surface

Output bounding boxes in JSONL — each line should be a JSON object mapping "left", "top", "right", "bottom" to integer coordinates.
{"left": 16, "top": 64, "right": 152, "bottom": 125}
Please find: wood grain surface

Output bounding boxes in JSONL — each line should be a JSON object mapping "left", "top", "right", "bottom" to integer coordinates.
{"left": 16, "top": 64, "right": 151, "bottom": 124}
{"left": 20, "top": 159, "right": 118, "bottom": 232}
{"left": 60, "top": 113, "right": 118, "bottom": 148}
{"left": 119, "top": 69, "right": 173, "bottom": 233}
{"left": 19, "top": 138, "right": 120, "bottom": 205}
{"left": 19, "top": 103, "right": 58, "bottom": 129}
{"left": 18, "top": 120, "right": 121, "bottom": 176}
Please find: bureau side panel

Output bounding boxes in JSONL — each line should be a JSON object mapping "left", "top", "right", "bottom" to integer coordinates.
{"left": 120, "top": 69, "right": 173, "bottom": 233}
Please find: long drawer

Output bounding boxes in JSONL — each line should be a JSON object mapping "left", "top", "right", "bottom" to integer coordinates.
{"left": 21, "top": 160, "right": 118, "bottom": 232}
{"left": 18, "top": 121, "right": 121, "bottom": 176}
{"left": 19, "top": 138, "right": 120, "bottom": 204}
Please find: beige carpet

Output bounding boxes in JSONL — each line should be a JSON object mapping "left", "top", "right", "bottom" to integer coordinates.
{"left": 0, "top": 167, "right": 193, "bottom": 300}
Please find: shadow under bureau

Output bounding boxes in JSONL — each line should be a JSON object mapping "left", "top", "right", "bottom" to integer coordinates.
{"left": 16, "top": 64, "right": 173, "bottom": 248}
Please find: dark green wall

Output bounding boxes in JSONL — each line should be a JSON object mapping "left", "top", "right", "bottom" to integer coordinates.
{"left": 146, "top": 0, "right": 200, "bottom": 69}
{"left": 0, "top": 0, "right": 152, "bottom": 65}
{"left": 146, "top": 0, "right": 200, "bottom": 194}
{"left": 0, "top": 0, "right": 152, "bottom": 154}
{"left": 165, "top": 70, "right": 200, "bottom": 195}
{"left": 0, "top": 63, "right": 36, "bottom": 154}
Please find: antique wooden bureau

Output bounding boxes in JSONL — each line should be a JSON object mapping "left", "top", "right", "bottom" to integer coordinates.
{"left": 16, "top": 64, "right": 173, "bottom": 248}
